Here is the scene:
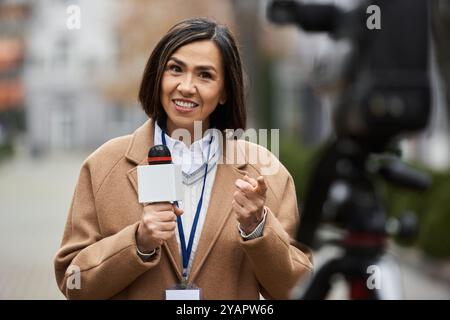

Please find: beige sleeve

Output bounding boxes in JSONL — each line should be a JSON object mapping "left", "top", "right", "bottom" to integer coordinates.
{"left": 54, "top": 162, "right": 160, "bottom": 300}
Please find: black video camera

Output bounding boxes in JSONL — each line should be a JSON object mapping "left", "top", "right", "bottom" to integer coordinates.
{"left": 268, "top": 0, "right": 432, "bottom": 248}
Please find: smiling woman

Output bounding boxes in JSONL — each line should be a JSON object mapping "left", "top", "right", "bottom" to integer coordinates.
{"left": 160, "top": 40, "right": 227, "bottom": 137}
{"left": 138, "top": 17, "right": 246, "bottom": 136}
{"left": 54, "top": 17, "right": 313, "bottom": 300}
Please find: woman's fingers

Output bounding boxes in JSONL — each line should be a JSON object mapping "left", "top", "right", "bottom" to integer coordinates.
{"left": 243, "top": 175, "right": 257, "bottom": 187}
{"left": 154, "top": 211, "right": 177, "bottom": 222}
{"left": 232, "top": 199, "right": 245, "bottom": 216}
{"left": 145, "top": 202, "right": 173, "bottom": 211}
{"left": 156, "top": 221, "right": 177, "bottom": 232}
{"left": 233, "top": 190, "right": 260, "bottom": 215}
{"left": 255, "top": 176, "right": 267, "bottom": 196}
{"left": 173, "top": 205, "right": 184, "bottom": 216}
{"left": 233, "top": 190, "right": 249, "bottom": 207}
{"left": 235, "top": 175, "right": 267, "bottom": 197}
{"left": 235, "top": 178, "right": 253, "bottom": 193}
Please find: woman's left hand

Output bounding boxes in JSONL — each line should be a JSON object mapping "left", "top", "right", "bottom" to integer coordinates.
{"left": 233, "top": 175, "right": 267, "bottom": 234}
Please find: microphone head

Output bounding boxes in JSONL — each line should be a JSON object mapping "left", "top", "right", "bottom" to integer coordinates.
{"left": 148, "top": 145, "right": 172, "bottom": 165}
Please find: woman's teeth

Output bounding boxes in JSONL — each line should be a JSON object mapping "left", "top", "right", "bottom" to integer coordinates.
{"left": 174, "top": 100, "right": 197, "bottom": 109}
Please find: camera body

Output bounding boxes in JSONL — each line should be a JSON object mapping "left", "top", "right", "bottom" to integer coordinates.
{"left": 269, "top": 0, "right": 430, "bottom": 149}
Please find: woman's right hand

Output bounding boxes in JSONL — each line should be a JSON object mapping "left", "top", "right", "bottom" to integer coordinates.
{"left": 136, "top": 202, "right": 183, "bottom": 253}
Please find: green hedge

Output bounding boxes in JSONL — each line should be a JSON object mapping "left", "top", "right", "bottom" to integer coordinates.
{"left": 279, "top": 136, "right": 318, "bottom": 203}
{"left": 280, "top": 138, "right": 450, "bottom": 258}
{"left": 384, "top": 169, "right": 450, "bottom": 257}
{"left": 0, "top": 143, "right": 13, "bottom": 162}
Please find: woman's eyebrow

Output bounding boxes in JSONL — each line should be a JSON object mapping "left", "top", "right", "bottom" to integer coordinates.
{"left": 169, "top": 56, "right": 217, "bottom": 73}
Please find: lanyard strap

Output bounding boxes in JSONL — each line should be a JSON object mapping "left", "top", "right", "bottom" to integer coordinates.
{"left": 161, "top": 130, "right": 212, "bottom": 280}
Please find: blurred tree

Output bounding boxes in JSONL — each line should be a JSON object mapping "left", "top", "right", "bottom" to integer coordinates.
{"left": 231, "top": 0, "right": 305, "bottom": 130}
{"left": 231, "top": 0, "right": 263, "bottom": 128}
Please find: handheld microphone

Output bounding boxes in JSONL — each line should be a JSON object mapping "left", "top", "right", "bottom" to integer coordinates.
{"left": 137, "top": 145, "right": 183, "bottom": 203}
{"left": 147, "top": 145, "right": 172, "bottom": 165}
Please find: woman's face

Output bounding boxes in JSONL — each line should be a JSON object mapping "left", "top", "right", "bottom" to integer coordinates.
{"left": 160, "top": 40, "right": 227, "bottom": 135}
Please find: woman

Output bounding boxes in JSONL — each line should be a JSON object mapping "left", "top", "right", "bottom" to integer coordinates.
{"left": 54, "top": 17, "right": 312, "bottom": 300}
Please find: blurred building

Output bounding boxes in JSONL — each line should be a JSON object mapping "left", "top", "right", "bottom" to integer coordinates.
{"left": 22, "top": 0, "right": 238, "bottom": 155}
{"left": 0, "top": 0, "right": 29, "bottom": 147}
{"left": 23, "top": 0, "right": 145, "bottom": 154}
{"left": 6, "top": 0, "right": 448, "bottom": 170}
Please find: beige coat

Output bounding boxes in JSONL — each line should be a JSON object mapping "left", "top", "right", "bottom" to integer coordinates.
{"left": 54, "top": 119, "right": 313, "bottom": 299}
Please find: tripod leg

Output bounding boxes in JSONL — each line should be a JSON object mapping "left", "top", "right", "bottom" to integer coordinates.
{"left": 301, "top": 259, "right": 341, "bottom": 300}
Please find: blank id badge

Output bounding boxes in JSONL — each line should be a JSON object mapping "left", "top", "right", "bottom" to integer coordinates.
{"left": 165, "top": 282, "right": 202, "bottom": 300}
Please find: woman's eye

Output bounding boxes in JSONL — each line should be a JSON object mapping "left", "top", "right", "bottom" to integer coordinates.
{"left": 168, "top": 65, "right": 181, "bottom": 72}
{"left": 199, "top": 72, "right": 212, "bottom": 79}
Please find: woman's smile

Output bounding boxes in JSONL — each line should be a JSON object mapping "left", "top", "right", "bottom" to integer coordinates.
{"left": 172, "top": 98, "right": 199, "bottom": 113}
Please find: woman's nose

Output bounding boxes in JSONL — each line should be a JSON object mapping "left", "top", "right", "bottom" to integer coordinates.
{"left": 177, "top": 75, "right": 196, "bottom": 95}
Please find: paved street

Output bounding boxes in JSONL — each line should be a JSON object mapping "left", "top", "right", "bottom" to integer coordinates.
{"left": 0, "top": 150, "right": 88, "bottom": 299}
{"left": 297, "top": 243, "right": 450, "bottom": 300}
{"left": 0, "top": 150, "right": 449, "bottom": 300}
